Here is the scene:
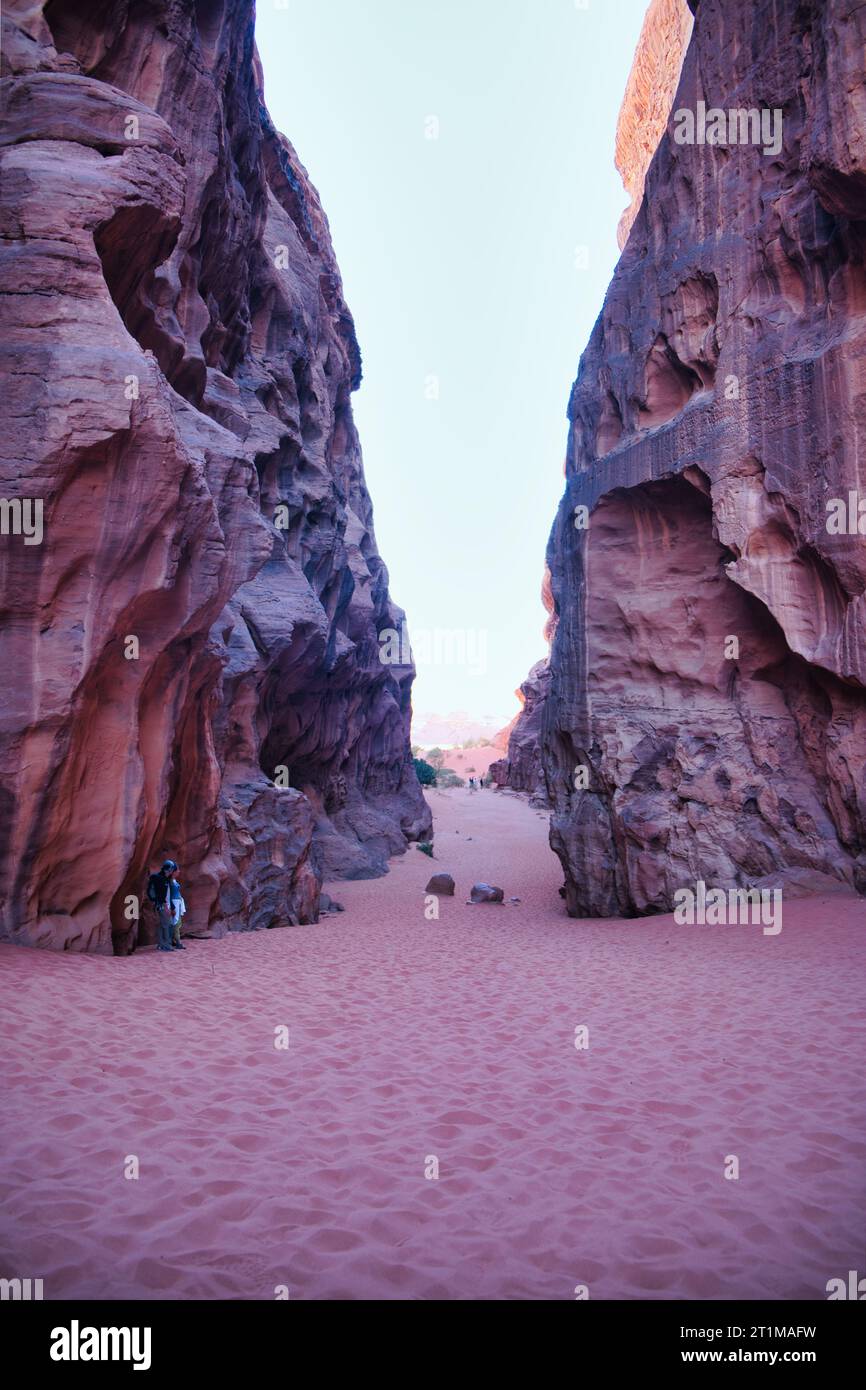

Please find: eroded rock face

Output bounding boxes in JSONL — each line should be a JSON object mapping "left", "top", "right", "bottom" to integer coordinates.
{"left": 490, "top": 570, "right": 555, "bottom": 803}
{"left": 614, "top": 0, "right": 693, "bottom": 249}
{"left": 0, "top": 0, "right": 430, "bottom": 952}
{"left": 489, "top": 660, "right": 552, "bottom": 801}
{"left": 545, "top": 0, "right": 866, "bottom": 916}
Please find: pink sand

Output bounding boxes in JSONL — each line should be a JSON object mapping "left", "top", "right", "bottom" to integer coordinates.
{"left": 1, "top": 787, "right": 864, "bottom": 1300}
{"left": 427, "top": 746, "right": 502, "bottom": 779}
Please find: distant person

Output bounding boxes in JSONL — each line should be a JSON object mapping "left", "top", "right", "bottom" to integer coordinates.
{"left": 170, "top": 873, "right": 187, "bottom": 949}
{"left": 147, "top": 859, "right": 183, "bottom": 952}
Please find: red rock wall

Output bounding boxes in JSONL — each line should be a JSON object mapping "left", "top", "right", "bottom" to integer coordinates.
{"left": 546, "top": 0, "right": 866, "bottom": 915}
{"left": 0, "top": 0, "right": 430, "bottom": 952}
{"left": 489, "top": 659, "right": 551, "bottom": 802}
{"left": 490, "top": 569, "right": 556, "bottom": 801}
{"left": 614, "top": 0, "right": 693, "bottom": 248}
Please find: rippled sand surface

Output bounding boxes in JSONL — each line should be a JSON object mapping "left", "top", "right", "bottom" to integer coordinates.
{"left": 2, "top": 788, "right": 864, "bottom": 1300}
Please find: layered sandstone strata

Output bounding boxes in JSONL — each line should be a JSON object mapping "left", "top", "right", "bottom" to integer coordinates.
{"left": 545, "top": 0, "right": 866, "bottom": 915}
{"left": 0, "top": 0, "right": 430, "bottom": 952}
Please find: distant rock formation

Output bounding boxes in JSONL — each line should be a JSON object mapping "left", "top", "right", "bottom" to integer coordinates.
{"left": 412, "top": 711, "right": 509, "bottom": 749}
{"left": 0, "top": 0, "right": 430, "bottom": 952}
{"left": 490, "top": 571, "right": 555, "bottom": 803}
{"left": 489, "top": 661, "right": 551, "bottom": 802}
{"left": 615, "top": 0, "right": 693, "bottom": 248}
{"left": 544, "top": 0, "right": 866, "bottom": 915}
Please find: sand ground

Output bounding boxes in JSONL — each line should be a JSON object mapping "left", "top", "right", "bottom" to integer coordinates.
{"left": 1, "top": 786, "right": 864, "bottom": 1300}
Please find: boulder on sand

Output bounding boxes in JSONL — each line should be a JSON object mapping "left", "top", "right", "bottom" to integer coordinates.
{"left": 426, "top": 874, "right": 455, "bottom": 896}
{"left": 470, "top": 883, "right": 504, "bottom": 904}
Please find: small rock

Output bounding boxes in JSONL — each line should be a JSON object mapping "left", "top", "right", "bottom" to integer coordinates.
{"left": 470, "top": 883, "right": 504, "bottom": 904}
{"left": 319, "top": 892, "right": 332, "bottom": 911}
{"left": 333, "top": 901, "right": 345, "bottom": 912}
{"left": 509, "top": 896, "right": 521, "bottom": 903}
{"left": 426, "top": 873, "right": 455, "bottom": 896}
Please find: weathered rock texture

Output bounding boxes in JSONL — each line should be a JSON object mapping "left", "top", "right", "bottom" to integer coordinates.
{"left": 490, "top": 572, "right": 555, "bottom": 802}
{"left": 545, "top": 0, "right": 866, "bottom": 916}
{"left": 469, "top": 884, "right": 504, "bottom": 905}
{"left": 425, "top": 873, "right": 455, "bottom": 897}
{"left": 615, "top": 0, "right": 694, "bottom": 248}
{"left": 0, "top": 0, "right": 430, "bottom": 953}
{"left": 490, "top": 660, "right": 552, "bottom": 801}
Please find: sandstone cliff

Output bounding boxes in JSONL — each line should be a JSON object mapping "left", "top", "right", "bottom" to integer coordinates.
{"left": 0, "top": 0, "right": 430, "bottom": 952}
{"left": 489, "top": 660, "right": 551, "bottom": 802}
{"left": 489, "top": 568, "right": 556, "bottom": 802}
{"left": 546, "top": 0, "right": 866, "bottom": 916}
{"left": 615, "top": 0, "right": 694, "bottom": 248}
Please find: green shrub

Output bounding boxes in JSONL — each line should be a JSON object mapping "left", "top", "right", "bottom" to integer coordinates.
{"left": 413, "top": 757, "right": 437, "bottom": 787}
{"left": 436, "top": 767, "right": 465, "bottom": 788}
{"left": 417, "top": 841, "right": 434, "bottom": 858}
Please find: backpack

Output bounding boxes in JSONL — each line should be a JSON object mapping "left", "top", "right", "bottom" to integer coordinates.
{"left": 147, "top": 872, "right": 167, "bottom": 906}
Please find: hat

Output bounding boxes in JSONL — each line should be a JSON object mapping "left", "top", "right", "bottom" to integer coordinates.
{"left": 162, "top": 859, "right": 178, "bottom": 871}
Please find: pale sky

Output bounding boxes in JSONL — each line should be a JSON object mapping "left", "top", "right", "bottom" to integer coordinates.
{"left": 254, "top": 0, "right": 650, "bottom": 732}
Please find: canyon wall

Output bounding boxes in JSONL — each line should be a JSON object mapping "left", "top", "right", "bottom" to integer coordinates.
{"left": 490, "top": 569, "right": 556, "bottom": 802}
{"left": 0, "top": 0, "right": 430, "bottom": 952}
{"left": 489, "top": 658, "right": 551, "bottom": 802}
{"left": 545, "top": 0, "right": 866, "bottom": 916}
{"left": 614, "top": 0, "right": 694, "bottom": 249}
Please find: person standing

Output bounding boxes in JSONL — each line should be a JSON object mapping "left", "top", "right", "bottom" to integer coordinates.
{"left": 147, "top": 859, "right": 178, "bottom": 952}
{"left": 170, "top": 872, "right": 186, "bottom": 950}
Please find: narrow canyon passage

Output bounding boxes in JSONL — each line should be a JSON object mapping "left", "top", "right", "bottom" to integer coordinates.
{"left": 2, "top": 790, "right": 863, "bottom": 1300}
{"left": 2, "top": 0, "right": 865, "bottom": 1336}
